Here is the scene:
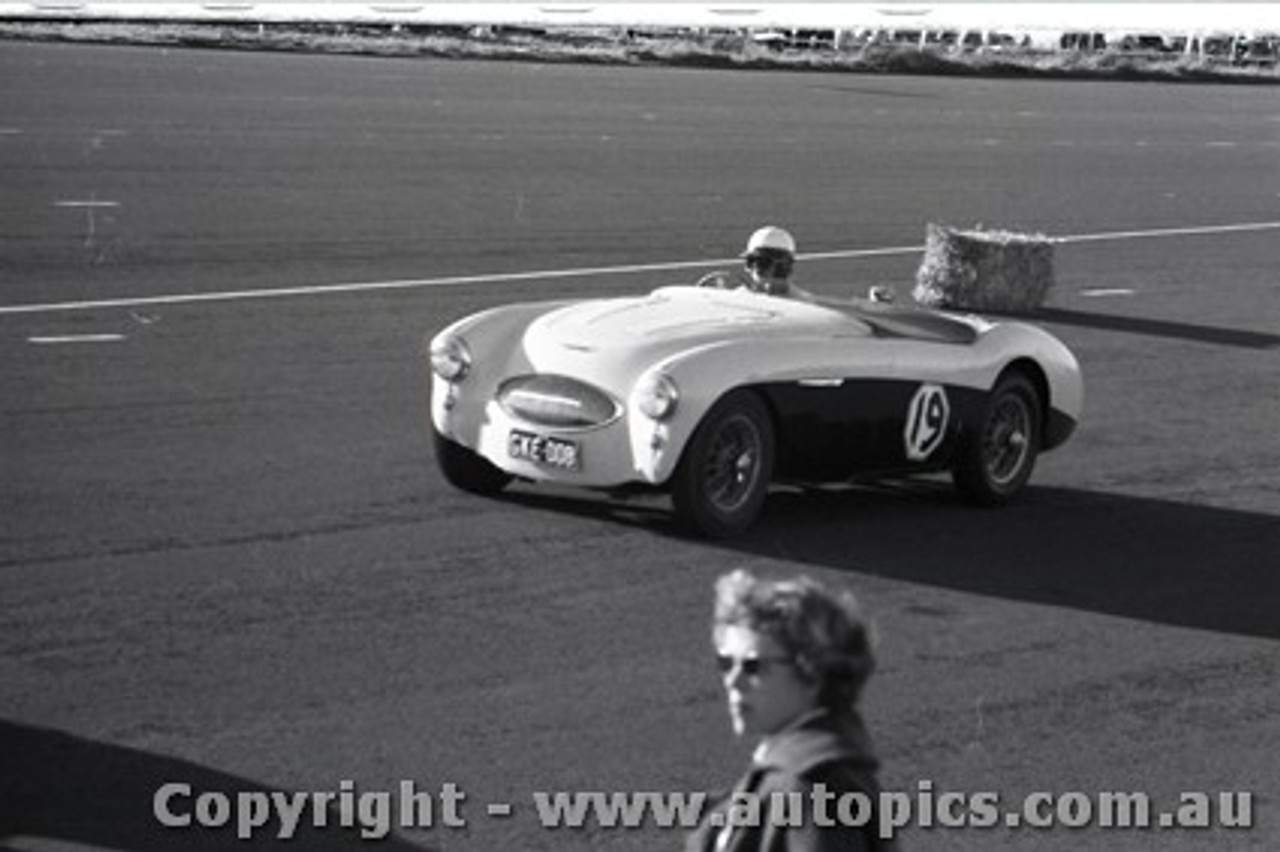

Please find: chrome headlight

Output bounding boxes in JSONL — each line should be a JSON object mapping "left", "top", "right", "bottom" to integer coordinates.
{"left": 430, "top": 335, "right": 471, "bottom": 382}
{"left": 635, "top": 372, "right": 679, "bottom": 421}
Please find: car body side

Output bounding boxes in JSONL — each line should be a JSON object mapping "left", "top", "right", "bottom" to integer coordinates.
{"left": 429, "top": 286, "right": 1082, "bottom": 491}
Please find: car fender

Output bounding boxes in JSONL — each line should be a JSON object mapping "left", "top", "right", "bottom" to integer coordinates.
{"left": 974, "top": 322, "right": 1084, "bottom": 424}
{"left": 430, "top": 300, "right": 577, "bottom": 441}
{"left": 629, "top": 335, "right": 903, "bottom": 485}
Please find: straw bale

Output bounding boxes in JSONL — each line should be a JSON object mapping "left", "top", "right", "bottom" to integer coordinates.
{"left": 912, "top": 224, "right": 1055, "bottom": 312}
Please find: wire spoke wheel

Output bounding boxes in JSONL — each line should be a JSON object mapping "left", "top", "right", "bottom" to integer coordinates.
{"left": 983, "top": 393, "right": 1033, "bottom": 487}
{"left": 953, "top": 372, "right": 1041, "bottom": 505}
{"left": 700, "top": 414, "right": 764, "bottom": 514}
{"left": 673, "top": 391, "right": 774, "bottom": 538}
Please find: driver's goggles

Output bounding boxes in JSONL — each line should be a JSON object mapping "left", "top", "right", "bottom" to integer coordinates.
{"left": 747, "top": 251, "right": 794, "bottom": 277}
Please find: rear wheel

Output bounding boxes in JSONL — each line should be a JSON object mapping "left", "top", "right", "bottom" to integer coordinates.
{"left": 671, "top": 391, "right": 774, "bottom": 538}
{"left": 434, "top": 429, "right": 512, "bottom": 496}
{"left": 952, "top": 373, "right": 1041, "bottom": 505}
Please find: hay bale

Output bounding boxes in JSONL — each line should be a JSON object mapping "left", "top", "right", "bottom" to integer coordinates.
{"left": 912, "top": 224, "right": 1055, "bottom": 312}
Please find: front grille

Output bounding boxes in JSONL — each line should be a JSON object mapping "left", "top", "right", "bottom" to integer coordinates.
{"left": 497, "top": 375, "right": 621, "bottom": 430}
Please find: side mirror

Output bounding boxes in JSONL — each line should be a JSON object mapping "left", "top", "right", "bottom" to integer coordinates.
{"left": 868, "top": 285, "right": 896, "bottom": 304}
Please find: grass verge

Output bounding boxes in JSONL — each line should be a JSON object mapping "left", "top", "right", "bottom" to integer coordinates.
{"left": 2, "top": 20, "right": 1278, "bottom": 83}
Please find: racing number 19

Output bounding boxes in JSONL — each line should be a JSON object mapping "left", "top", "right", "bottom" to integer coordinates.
{"left": 905, "top": 384, "right": 949, "bottom": 461}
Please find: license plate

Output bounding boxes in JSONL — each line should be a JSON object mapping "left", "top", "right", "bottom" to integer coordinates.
{"left": 508, "top": 430, "right": 581, "bottom": 471}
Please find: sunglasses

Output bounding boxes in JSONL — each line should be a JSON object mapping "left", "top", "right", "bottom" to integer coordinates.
{"left": 747, "top": 252, "right": 794, "bottom": 278}
{"left": 715, "top": 654, "right": 793, "bottom": 677}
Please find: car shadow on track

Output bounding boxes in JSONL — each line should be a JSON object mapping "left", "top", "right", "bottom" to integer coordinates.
{"left": 0, "top": 720, "right": 436, "bottom": 852}
{"left": 501, "top": 483, "right": 1278, "bottom": 640}
{"left": 732, "top": 483, "right": 1280, "bottom": 640}
{"left": 1023, "top": 308, "right": 1280, "bottom": 349}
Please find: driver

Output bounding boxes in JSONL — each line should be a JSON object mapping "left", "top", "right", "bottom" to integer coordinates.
{"left": 698, "top": 226, "right": 814, "bottom": 300}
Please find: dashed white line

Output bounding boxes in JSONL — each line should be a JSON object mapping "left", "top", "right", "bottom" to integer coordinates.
{"left": 1, "top": 221, "right": 1278, "bottom": 317}
{"left": 1080, "top": 288, "right": 1137, "bottom": 298}
{"left": 53, "top": 200, "right": 121, "bottom": 208}
{"left": 27, "top": 333, "right": 127, "bottom": 344}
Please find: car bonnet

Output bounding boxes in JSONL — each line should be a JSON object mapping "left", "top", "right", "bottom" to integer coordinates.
{"left": 525, "top": 286, "right": 853, "bottom": 355}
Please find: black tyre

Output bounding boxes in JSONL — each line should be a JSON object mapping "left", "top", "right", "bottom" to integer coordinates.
{"left": 433, "top": 429, "right": 512, "bottom": 496}
{"left": 671, "top": 391, "right": 774, "bottom": 538}
{"left": 952, "top": 373, "right": 1041, "bottom": 505}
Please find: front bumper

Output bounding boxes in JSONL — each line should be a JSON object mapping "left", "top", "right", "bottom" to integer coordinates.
{"left": 432, "top": 377, "right": 678, "bottom": 488}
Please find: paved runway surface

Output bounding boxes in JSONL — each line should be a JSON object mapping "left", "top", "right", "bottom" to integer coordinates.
{"left": 2, "top": 41, "right": 1278, "bottom": 851}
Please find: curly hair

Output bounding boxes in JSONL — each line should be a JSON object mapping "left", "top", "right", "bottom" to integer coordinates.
{"left": 713, "top": 569, "right": 876, "bottom": 711}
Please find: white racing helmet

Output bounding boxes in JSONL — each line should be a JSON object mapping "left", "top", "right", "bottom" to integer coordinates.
{"left": 741, "top": 225, "right": 797, "bottom": 258}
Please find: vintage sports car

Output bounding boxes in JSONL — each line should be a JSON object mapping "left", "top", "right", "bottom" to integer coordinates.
{"left": 428, "top": 285, "right": 1082, "bottom": 538}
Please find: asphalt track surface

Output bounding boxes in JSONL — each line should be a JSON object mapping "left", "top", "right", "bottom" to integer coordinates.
{"left": 2, "top": 41, "right": 1278, "bottom": 851}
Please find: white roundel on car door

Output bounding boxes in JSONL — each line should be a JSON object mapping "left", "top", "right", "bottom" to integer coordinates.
{"left": 905, "top": 383, "right": 950, "bottom": 461}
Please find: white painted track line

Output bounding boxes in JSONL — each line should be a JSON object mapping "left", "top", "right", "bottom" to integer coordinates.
{"left": 27, "top": 333, "right": 127, "bottom": 344}
{"left": 1052, "top": 221, "right": 1280, "bottom": 245}
{"left": 1080, "top": 288, "right": 1138, "bottom": 298}
{"left": 2, "top": 220, "right": 1278, "bottom": 317}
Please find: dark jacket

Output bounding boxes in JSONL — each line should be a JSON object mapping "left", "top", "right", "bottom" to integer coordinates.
{"left": 685, "top": 710, "right": 895, "bottom": 852}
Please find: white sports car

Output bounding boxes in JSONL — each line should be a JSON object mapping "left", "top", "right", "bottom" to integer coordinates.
{"left": 428, "top": 285, "right": 1082, "bottom": 538}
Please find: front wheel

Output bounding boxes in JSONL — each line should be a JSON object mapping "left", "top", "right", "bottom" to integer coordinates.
{"left": 671, "top": 391, "right": 774, "bottom": 538}
{"left": 434, "top": 429, "right": 512, "bottom": 496}
{"left": 952, "top": 373, "right": 1041, "bottom": 505}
